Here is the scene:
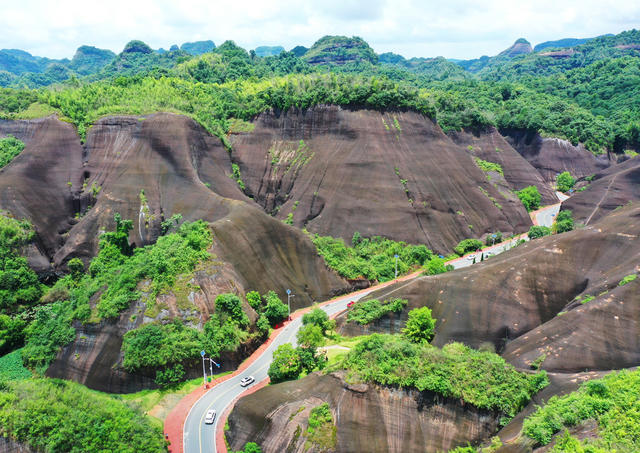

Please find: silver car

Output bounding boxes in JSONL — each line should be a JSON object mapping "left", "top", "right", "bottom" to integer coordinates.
{"left": 204, "top": 409, "right": 216, "bottom": 424}
{"left": 240, "top": 376, "right": 255, "bottom": 387}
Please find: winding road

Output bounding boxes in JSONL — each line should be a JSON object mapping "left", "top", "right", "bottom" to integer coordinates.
{"left": 177, "top": 199, "right": 565, "bottom": 453}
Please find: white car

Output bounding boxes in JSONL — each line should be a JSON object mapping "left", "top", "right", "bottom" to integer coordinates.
{"left": 240, "top": 376, "right": 255, "bottom": 387}
{"left": 466, "top": 255, "right": 476, "bottom": 261}
{"left": 204, "top": 409, "right": 216, "bottom": 424}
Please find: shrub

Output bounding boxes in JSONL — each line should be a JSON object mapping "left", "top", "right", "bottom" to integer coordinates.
{"left": 215, "top": 293, "right": 249, "bottom": 327}
{"left": 474, "top": 158, "right": 504, "bottom": 176}
{"left": 0, "top": 135, "right": 25, "bottom": 168}
{"left": 517, "top": 186, "right": 541, "bottom": 212}
{"left": 341, "top": 335, "right": 548, "bottom": 417}
{"left": 424, "top": 257, "right": 454, "bottom": 275}
{"left": 485, "top": 232, "right": 503, "bottom": 246}
{"left": 619, "top": 274, "right": 637, "bottom": 286}
{"left": 402, "top": 307, "right": 436, "bottom": 343}
{"left": 454, "top": 238, "right": 483, "bottom": 256}
{"left": 556, "top": 171, "right": 576, "bottom": 193}
{"left": 347, "top": 299, "right": 407, "bottom": 325}
{"left": 246, "top": 290, "right": 262, "bottom": 311}
{"left": 523, "top": 369, "right": 640, "bottom": 450}
{"left": 553, "top": 210, "right": 574, "bottom": 233}
{"left": 528, "top": 225, "right": 552, "bottom": 239}
{"left": 0, "top": 378, "right": 167, "bottom": 452}
{"left": 302, "top": 308, "right": 335, "bottom": 334}
{"left": 155, "top": 364, "right": 186, "bottom": 389}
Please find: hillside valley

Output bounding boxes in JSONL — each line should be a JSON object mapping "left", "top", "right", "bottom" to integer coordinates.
{"left": 0, "top": 25, "right": 639, "bottom": 453}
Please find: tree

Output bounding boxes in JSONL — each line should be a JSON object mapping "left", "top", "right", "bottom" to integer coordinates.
{"left": 296, "top": 324, "right": 324, "bottom": 349}
{"left": 528, "top": 225, "right": 552, "bottom": 239}
{"left": 263, "top": 291, "right": 288, "bottom": 325}
{"left": 402, "top": 307, "right": 436, "bottom": 343}
{"left": 556, "top": 172, "right": 575, "bottom": 193}
{"left": 517, "top": 186, "right": 541, "bottom": 212}
{"left": 302, "top": 308, "right": 334, "bottom": 335}
{"left": 268, "top": 343, "right": 302, "bottom": 383}
{"left": 215, "top": 293, "right": 249, "bottom": 327}
{"left": 246, "top": 290, "right": 262, "bottom": 311}
{"left": 67, "top": 258, "right": 84, "bottom": 279}
{"left": 553, "top": 210, "right": 574, "bottom": 233}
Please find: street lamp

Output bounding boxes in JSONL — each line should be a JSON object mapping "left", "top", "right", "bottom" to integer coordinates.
{"left": 491, "top": 234, "right": 497, "bottom": 246}
{"left": 394, "top": 254, "right": 399, "bottom": 279}
{"left": 286, "top": 289, "right": 294, "bottom": 320}
{"left": 200, "top": 350, "right": 206, "bottom": 389}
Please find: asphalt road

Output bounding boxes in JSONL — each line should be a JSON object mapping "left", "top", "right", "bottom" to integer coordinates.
{"left": 183, "top": 200, "right": 564, "bottom": 453}
{"left": 183, "top": 290, "right": 374, "bottom": 453}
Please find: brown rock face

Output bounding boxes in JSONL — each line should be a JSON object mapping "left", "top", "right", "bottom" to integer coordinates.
{"left": 1, "top": 113, "right": 349, "bottom": 392}
{"left": 231, "top": 106, "right": 533, "bottom": 253}
{"left": 448, "top": 128, "right": 558, "bottom": 205}
{"left": 227, "top": 373, "right": 501, "bottom": 453}
{"left": 337, "top": 203, "right": 640, "bottom": 373}
{"left": 504, "top": 130, "right": 611, "bottom": 183}
{"left": 562, "top": 156, "right": 640, "bottom": 226}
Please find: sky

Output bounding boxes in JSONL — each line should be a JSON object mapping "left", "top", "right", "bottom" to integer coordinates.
{"left": 1, "top": 0, "right": 639, "bottom": 60}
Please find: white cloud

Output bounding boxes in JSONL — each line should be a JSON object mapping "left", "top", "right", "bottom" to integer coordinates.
{"left": 0, "top": 0, "right": 637, "bottom": 59}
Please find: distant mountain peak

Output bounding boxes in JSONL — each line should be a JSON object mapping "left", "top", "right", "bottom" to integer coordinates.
{"left": 499, "top": 38, "right": 533, "bottom": 57}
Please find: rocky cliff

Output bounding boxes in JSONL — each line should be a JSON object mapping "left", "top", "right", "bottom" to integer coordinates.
{"left": 230, "top": 106, "right": 535, "bottom": 253}
{"left": 227, "top": 372, "right": 502, "bottom": 453}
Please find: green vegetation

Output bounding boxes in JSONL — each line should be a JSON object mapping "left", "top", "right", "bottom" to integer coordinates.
{"left": 619, "top": 274, "right": 637, "bottom": 286}
{"left": 523, "top": 369, "right": 640, "bottom": 451}
{"left": 553, "top": 210, "right": 574, "bottom": 234}
{"left": 474, "top": 158, "right": 504, "bottom": 176}
{"left": 302, "top": 308, "right": 335, "bottom": 335}
{"left": 424, "top": 257, "right": 454, "bottom": 275}
{"left": 485, "top": 232, "right": 502, "bottom": 246}
{"left": 0, "top": 135, "right": 25, "bottom": 168}
{"left": 306, "top": 403, "right": 337, "bottom": 450}
{"left": 0, "top": 378, "right": 167, "bottom": 452}
{"left": 338, "top": 334, "right": 548, "bottom": 417}
{"left": 528, "top": 225, "right": 552, "bottom": 239}
{"left": 0, "top": 348, "right": 31, "bottom": 380}
{"left": 268, "top": 343, "right": 303, "bottom": 384}
{"left": 20, "top": 215, "right": 213, "bottom": 371}
{"left": 402, "top": 307, "right": 436, "bottom": 343}
{"left": 454, "top": 238, "right": 483, "bottom": 256}
{"left": 347, "top": 298, "right": 407, "bottom": 325}
{"left": 230, "top": 163, "right": 245, "bottom": 190}
{"left": 517, "top": 185, "right": 541, "bottom": 212}
{"left": 232, "top": 443, "right": 262, "bottom": 453}
{"left": 556, "top": 171, "right": 576, "bottom": 193}
{"left": 312, "top": 232, "right": 432, "bottom": 282}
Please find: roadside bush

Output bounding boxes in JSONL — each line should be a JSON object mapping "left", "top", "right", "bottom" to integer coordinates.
{"left": 268, "top": 343, "right": 302, "bottom": 383}
{"left": 154, "top": 363, "right": 186, "bottom": 389}
{"left": 553, "top": 210, "right": 574, "bottom": 233}
{"left": 528, "top": 225, "right": 552, "bottom": 239}
{"left": 302, "top": 308, "right": 335, "bottom": 335}
{"left": 454, "top": 238, "right": 483, "bottom": 256}
{"left": 246, "top": 290, "right": 262, "bottom": 311}
{"left": 347, "top": 299, "right": 407, "bottom": 325}
{"left": 556, "top": 171, "right": 576, "bottom": 193}
{"left": 484, "top": 232, "right": 502, "bottom": 246}
{"left": 424, "top": 257, "right": 454, "bottom": 275}
{"left": 517, "top": 185, "right": 541, "bottom": 212}
{"left": 312, "top": 233, "right": 432, "bottom": 282}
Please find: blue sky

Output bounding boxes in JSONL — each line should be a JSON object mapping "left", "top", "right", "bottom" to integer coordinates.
{"left": 1, "top": 0, "right": 638, "bottom": 59}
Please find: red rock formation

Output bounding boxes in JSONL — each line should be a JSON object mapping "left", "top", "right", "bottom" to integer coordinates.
{"left": 231, "top": 106, "right": 533, "bottom": 253}
{"left": 227, "top": 372, "right": 501, "bottom": 453}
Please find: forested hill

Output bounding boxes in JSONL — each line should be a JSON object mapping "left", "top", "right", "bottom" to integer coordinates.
{"left": 1, "top": 30, "right": 639, "bottom": 154}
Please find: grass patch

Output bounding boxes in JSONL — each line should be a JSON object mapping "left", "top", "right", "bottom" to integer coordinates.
{"left": 474, "top": 157, "right": 504, "bottom": 176}
{"left": 347, "top": 298, "right": 407, "bottom": 325}
{"left": 619, "top": 274, "right": 637, "bottom": 286}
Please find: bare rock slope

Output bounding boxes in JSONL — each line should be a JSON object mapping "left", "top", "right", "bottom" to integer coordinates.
{"left": 230, "top": 106, "right": 535, "bottom": 253}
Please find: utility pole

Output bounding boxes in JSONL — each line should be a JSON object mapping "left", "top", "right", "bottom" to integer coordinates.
{"left": 200, "top": 350, "right": 206, "bottom": 389}
{"left": 394, "top": 254, "right": 399, "bottom": 279}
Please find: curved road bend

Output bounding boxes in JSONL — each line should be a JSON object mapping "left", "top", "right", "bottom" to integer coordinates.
{"left": 182, "top": 201, "right": 563, "bottom": 453}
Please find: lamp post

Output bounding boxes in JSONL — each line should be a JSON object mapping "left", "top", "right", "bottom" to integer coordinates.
{"left": 286, "top": 289, "right": 294, "bottom": 320}
{"left": 491, "top": 234, "right": 497, "bottom": 246}
{"left": 200, "top": 350, "right": 206, "bottom": 389}
{"left": 394, "top": 254, "right": 399, "bottom": 279}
